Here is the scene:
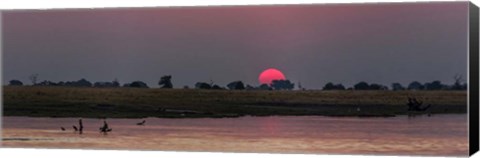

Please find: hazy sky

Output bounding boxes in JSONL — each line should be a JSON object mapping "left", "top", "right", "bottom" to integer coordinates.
{"left": 2, "top": 2, "right": 469, "bottom": 89}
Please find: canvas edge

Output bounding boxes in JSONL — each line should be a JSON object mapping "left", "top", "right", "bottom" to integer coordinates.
{"left": 0, "top": 10, "right": 4, "bottom": 147}
{"left": 469, "top": 1, "right": 480, "bottom": 156}
{"left": 0, "top": 1, "right": 475, "bottom": 157}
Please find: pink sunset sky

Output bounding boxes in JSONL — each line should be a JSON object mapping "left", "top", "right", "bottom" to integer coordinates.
{"left": 2, "top": 2, "right": 469, "bottom": 88}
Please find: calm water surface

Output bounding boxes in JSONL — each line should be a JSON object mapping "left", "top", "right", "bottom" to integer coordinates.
{"left": 1, "top": 115, "right": 468, "bottom": 156}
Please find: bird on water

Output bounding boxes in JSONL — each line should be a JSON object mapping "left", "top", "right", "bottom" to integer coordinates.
{"left": 79, "top": 119, "right": 84, "bottom": 134}
{"left": 136, "top": 120, "right": 146, "bottom": 126}
{"left": 99, "top": 120, "right": 112, "bottom": 135}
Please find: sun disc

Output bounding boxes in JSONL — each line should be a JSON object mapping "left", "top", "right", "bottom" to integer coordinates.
{"left": 258, "top": 68, "right": 286, "bottom": 85}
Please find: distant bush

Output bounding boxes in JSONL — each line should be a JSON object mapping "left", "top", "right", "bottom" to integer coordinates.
{"left": 123, "top": 81, "right": 149, "bottom": 88}
{"left": 271, "top": 80, "right": 294, "bottom": 90}
{"left": 227, "top": 81, "right": 245, "bottom": 90}
{"left": 245, "top": 84, "right": 255, "bottom": 90}
{"left": 407, "top": 81, "right": 424, "bottom": 90}
{"left": 369, "top": 83, "right": 388, "bottom": 90}
{"left": 94, "top": 81, "right": 120, "bottom": 88}
{"left": 8, "top": 80, "right": 23, "bottom": 86}
{"left": 195, "top": 82, "right": 211, "bottom": 89}
{"left": 243, "top": 84, "right": 272, "bottom": 90}
{"left": 259, "top": 84, "right": 272, "bottom": 90}
{"left": 424, "top": 80, "right": 445, "bottom": 90}
{"left": 391, "top": 83, "right": 405, "bottom": 91}
{"left": 353, "top": 82, "right": 370, "bottom": 90}
{"left": 64, "top": 78, "right": 93, "bottom": 87}
{"left": 36, "top": 80, "right": 60, "bottom": 86}
{"left": 354, "top": 82, "right": 387, "bottom": 90}
{"left": 33, "top": 79, "right": 92, "bottom": 87}
{"left": 211, "top": 84, "right": 225, "bottom": 90}
{"left": 322, "top": 82, "right": 345, "bottom": 90}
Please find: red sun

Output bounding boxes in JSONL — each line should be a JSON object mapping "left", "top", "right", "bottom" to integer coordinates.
{"left": 258, "top": 68, "right": 286, "bottom": 85}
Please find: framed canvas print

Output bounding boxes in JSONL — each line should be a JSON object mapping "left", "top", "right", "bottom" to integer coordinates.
{"left": 1, "top": 1, "right": 479, "bottom": 157}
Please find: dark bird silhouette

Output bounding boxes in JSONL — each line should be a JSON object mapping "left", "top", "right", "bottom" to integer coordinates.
{"left": 73, "top": 126, "right": 78, "bottom": 132}
{"left": 136, "top": 120, "right": 146, "bottom": 126}
{"left": 60, "top": 127, "right": 66, "bottom": 131}
{"left": 78, "top": 119, "right": 84, "bottom": 134}
{"left": 99, "top": 120, "right": 112, "bottom": 135}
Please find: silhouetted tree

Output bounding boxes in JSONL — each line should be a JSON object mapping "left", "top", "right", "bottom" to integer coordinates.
{"left": 369, "top": 83, "right": 388, "bottom": 90}
{"left": 211, "top": 84, "right": 225, "bottom": 90}
{"left": 323, "top": 83, "right": 335, "bottom": 90}
{"left": 391, "top": 83, "right": 405, "bottom": 91}
{"left": 245, "top": 84, "right": 255, "bottom": 90}
{"left": 407, "top": 81, "right": 424, "bottom": 90}
{"left": 124, "top": 81, "right": 149, "bottom": 88}
{"left": 353, "top": 82, "right": 387, "bottom": 90}
{"left": 158, "top": 75, "right": 173, "bottom": 88}
{"left": 335, "top": 84, "right": 346, "bottom": 90}
{"left": 354, "top": 82, "right": 370, "bottom": 90}
{"left": 322, "top": 82, "right": 345, "bottom": 90}
{"left": 424, "top": 80, "right": 444, "bottom": 90}
{"left": 112, "top": 78, "right": 120, "bottom": 87}
{"left": 271, "top": 80, "right": 294, "bottom": 90}
{"left": 243, "top": 84, "right": 273, "bottom": 90}
{"left": 29, "top": 74, "right": 39, "bottom": 85}
{"left": 94, "top": 80, "right": 120, "bottom": 88}
{"left": 75, "top": 79, "right": 93, "bottom": 87}
{"left": 9, "top": 80, "right": 23, "bottom": 86}
{"left": 451, "top": 74, "right": 467, "bottom": 90}
{"left": 258, "top": 84, "right": 272, "bottom": 90}
{"left": 94, "top": 82, "right": 105, "bottom": 88}
{"left": 65, "top": 81, "right": 74, "bottom": 86}
{"left": 227, "top": 81, "right": 245, "bottom": 90}
{"left": 36, "top": 80, "right": 59, "bottom": 86}
{"left": 298, "top": 82, "right": 303, "bottom": 90}
{"left": 195, "top": 82, "right": 211, "bottom": 89}
{"left": 64, "top": 79, "right": 92, "bottom": 87}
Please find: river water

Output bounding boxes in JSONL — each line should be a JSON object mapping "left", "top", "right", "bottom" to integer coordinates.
{"left": 1, "top": 114, "right": 468, "bottom": 156}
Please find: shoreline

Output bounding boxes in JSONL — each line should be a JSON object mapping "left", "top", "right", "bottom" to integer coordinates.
{"left": 1, "top": 112, "right": 468, "bottom": 120}
{"left": 3, "top": 86, "right": 467, "bottom": 118}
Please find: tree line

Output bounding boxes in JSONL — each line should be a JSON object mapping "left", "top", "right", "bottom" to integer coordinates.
{"left": 7, "top": 74, "right": 467, "bottom": 91}
{"left": 323, "top": 75, "right": 467, "bottom": 91}
{"left": 7, "top": 74, "right": 296, "bottom": 90}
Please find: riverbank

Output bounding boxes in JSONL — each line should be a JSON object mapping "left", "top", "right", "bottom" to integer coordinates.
{"left": 2, "top": 86, "right": 467, "bottom": 118}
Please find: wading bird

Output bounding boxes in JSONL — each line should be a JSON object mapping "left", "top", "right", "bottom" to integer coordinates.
{"left": 99, "top": 120, "right": 112, "bottom": 135}
{"left": 79, "top": 119, "right": 84, "bottom": 134}
{"left": 136, "top": 120, "right": 146, "bottom": 126}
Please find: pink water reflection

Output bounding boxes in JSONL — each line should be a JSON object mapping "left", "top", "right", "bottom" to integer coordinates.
{"left": 1, "top": 114, "right": 468, "bottom": 156}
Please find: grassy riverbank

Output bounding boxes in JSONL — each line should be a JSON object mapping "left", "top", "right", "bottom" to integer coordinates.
{"left": 2, "top": 86, "right": 467, "bottom": 118}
